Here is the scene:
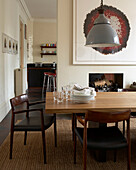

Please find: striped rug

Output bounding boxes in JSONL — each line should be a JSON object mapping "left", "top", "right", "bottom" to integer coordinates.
{"left": 0, "top": 119, "right": 136, "bottom": 170}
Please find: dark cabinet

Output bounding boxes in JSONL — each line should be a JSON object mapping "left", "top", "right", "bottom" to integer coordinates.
{"left": 27, "top": 64, "right": 56, "bottom": 88}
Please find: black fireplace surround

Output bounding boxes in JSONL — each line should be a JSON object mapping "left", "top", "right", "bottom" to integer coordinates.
{"left": 89, "top": 73, "right": 123, "bottom": 92}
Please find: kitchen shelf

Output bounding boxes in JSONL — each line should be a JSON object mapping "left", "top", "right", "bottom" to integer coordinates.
{"left": 41, "top": 46, "right": 56, "bottom": 50}
{"left": 40, "top": 44, "right": 57, "bottom": 57}
{"left": 40, "top": 53, "right": 57, "bottom": 58}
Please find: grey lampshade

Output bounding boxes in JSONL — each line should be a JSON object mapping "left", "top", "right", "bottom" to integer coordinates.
{"left": 85, "top": 14, "right": 120, "bottom": 47}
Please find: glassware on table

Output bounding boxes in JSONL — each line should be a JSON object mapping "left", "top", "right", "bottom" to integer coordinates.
{"left": 62, "top": 86, "right": 68, "bottom": 101}
{"left": 53, "top": 91, "right": 58, "bottom": 101}
{"left": 66, "top": 85, "right": 73, "bottom": 100}
{"left": 57, "top": 91, "right": 64, "bottom": 103}
{"left": 67, "top": 85, "right": 72, "bottom": 95}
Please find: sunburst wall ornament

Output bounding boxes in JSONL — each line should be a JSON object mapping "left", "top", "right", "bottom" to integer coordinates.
{"left": 84, "top": 5, "right": 130, "bottom": 54}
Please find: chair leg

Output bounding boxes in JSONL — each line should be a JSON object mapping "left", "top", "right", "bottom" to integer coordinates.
{"left": 74, "top": 129, "right": 76, "bottom": 164}
{"left": 83, "top": 124, "right": 87, "bottom": 170}
{"left": 42, "top": 75, "right": 46, "bottom": 94}
{"left": 46, "top": 77, "right": 49, "bottom": 92}
{"left": 73, "top": 114, "right": 77, "bottom": 164}
{"left": 115, "top": 122, "right": 118, "bottom": 127}
{"left": 49, "top": 77, "right": 51, "bottom": 92}
{"left": 83, "top": 142, "right": 87, "bottom": 170}
{"left": 41, "top": 130, "right": 46, "bottom": 164}
{"left": 127, "top": 144, "right": 131, "bottom": 170}
{"left": 24, "top": 131, "right": 27, "bottom": 145}
{"left": 53, "top": 76, "right": 55, "bottom": 92}
{"left": 114, "top": 150, "right": 117, "bottom": 162}
{"left": 72, "top": 114, "right": 77, "bottom": 141}
{"left": 123, "top": 120, "right": 125, "bottom": 136}
{"left": 54, "top": 114, "right": 57, "bottom": 147}
{"left": 72, "top": 113, "right": 74, "bottom": 141}
{"left": 10, "top": 130, "right": 14, "bottom": 159}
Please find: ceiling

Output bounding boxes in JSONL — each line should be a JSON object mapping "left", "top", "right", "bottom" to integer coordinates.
{"left": 24, "top": 0, "right": 57, "bottom": 19}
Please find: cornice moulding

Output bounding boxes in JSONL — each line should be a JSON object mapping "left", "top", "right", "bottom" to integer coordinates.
{"left": 17, "top": 0, "right": 32, "bottom": 20}
{"left": 33, "top": 18, "right": 57, "bottom": 23}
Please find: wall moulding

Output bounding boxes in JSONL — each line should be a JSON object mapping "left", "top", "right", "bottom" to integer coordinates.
{"left": 17, "top": 0, "right": 31, "bottom": 20}
{"left": 2, "top": 34, "right": 8, "bottom": 53}
{"left": 73, "top": 0, "right": 136, "bottom": 65}
{"left": 2, "top": 33, "right": 18, "bottom": 55}
{"left": 33, "top": 18, "right": 57, "bottom": 23}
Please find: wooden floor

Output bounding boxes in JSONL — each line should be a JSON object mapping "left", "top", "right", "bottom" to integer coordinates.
{"left": 0, "top": 113, "right": 11, "bottom": 146}
{"left": 0, "top": 89, "right": 72, "bottom": 146}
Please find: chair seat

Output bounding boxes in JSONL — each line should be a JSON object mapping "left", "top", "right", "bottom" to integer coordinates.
{"left": 75, "top": 126, "right": 127, "bottom": 150}
{"left": 131, "top": 112, "right": 136, "bottom": 117}
{"left": 14, "top": 115, "right": 55, "bottom": 131}
{"left": 76, "top": 113, "right": 85, "bottom": 117}
{"left": 44, "top": 72, "right": 56, "bottom": 76}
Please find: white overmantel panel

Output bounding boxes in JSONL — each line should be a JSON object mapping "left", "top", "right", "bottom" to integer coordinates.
{"left": 57, "top": 0, "right": 136, "bottom": 90}
{"left": 73, "top": 0, "right": 136, "bottom": 65}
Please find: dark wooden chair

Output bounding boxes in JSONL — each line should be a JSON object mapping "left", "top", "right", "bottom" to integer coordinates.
{"left": 74, "top": 110, "right": 131, "bottom": 170}
{"left": 121, "top": 89, "right": 136, "bottom": 135}
{"left": 10, "top": 94, "right": 57, "bottom": 164}
{"left": 72, "top": 113, "right": 85, "bottom": 140}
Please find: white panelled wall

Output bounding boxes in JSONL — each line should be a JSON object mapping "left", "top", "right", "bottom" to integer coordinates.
{"left": 0, "top": 0, "right": 29, "bottom": 122}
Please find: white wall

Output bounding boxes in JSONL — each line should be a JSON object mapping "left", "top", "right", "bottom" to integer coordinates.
{"left": 57, "top": 0, "right": 136, "bottom": 89}
{"left": 27, "top": 20, "right": 33, "bottom": 63}
{"left": 33, "top": 20, "right": 57, "bottom": 63}
{"left": 0, "top": 0, "right": 28, "bottom": 122}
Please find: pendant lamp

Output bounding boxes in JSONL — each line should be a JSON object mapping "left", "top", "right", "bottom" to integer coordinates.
{"left": 85, "top": 0, "right": 120, "bottom": 47}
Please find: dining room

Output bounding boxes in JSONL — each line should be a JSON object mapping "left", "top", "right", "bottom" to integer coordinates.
{"left": 1, "top": 0, "right": 136, "bottom": 170}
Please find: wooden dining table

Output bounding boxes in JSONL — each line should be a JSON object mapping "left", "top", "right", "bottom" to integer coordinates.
{"left": 45, "top": 91, "right": 136, "bottom": 114}
{"left": 45, "top": 91, "right": 136, "bottom": 162}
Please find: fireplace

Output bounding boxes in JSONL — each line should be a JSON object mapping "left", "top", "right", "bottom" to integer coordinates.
{"left": 89, "top": 73, "right": 123, "bottom": 92}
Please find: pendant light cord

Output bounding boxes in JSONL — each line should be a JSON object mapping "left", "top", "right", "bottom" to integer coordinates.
{"left": 100, "top": 0, "right": 103, "bottom": 8}
{"left": 99, "top": 0, "right": 104, "bottom": 13}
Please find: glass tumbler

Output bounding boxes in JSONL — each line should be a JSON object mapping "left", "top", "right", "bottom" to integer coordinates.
{"left": 53, "top": 91, "right": 58, "bottom": 101}
{"left": 57, "top": 92, "right": 64, "bottom": 103}
{"left": 67, "top": 85, "right": 72, "bottom": 99}
{"left": 62, "top": 86, "right": 68, "bottom": 101}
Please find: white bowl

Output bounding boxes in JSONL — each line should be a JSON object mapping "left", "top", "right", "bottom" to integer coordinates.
{"left": 71, "top": 94, "right": 95, "bottom": 103}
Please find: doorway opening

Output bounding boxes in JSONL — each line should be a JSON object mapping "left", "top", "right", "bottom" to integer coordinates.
{"left": 20, "top": 18, "right": 24, "bottom": 68}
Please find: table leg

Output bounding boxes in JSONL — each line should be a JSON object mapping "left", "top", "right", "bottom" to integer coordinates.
{"left": 72, "top": 113, "right": 77, "bottom": 141}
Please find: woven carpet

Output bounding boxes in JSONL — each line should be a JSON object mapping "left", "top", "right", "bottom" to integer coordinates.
{"left": 0, "top": 119, "right": 136, "bottom": 170}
